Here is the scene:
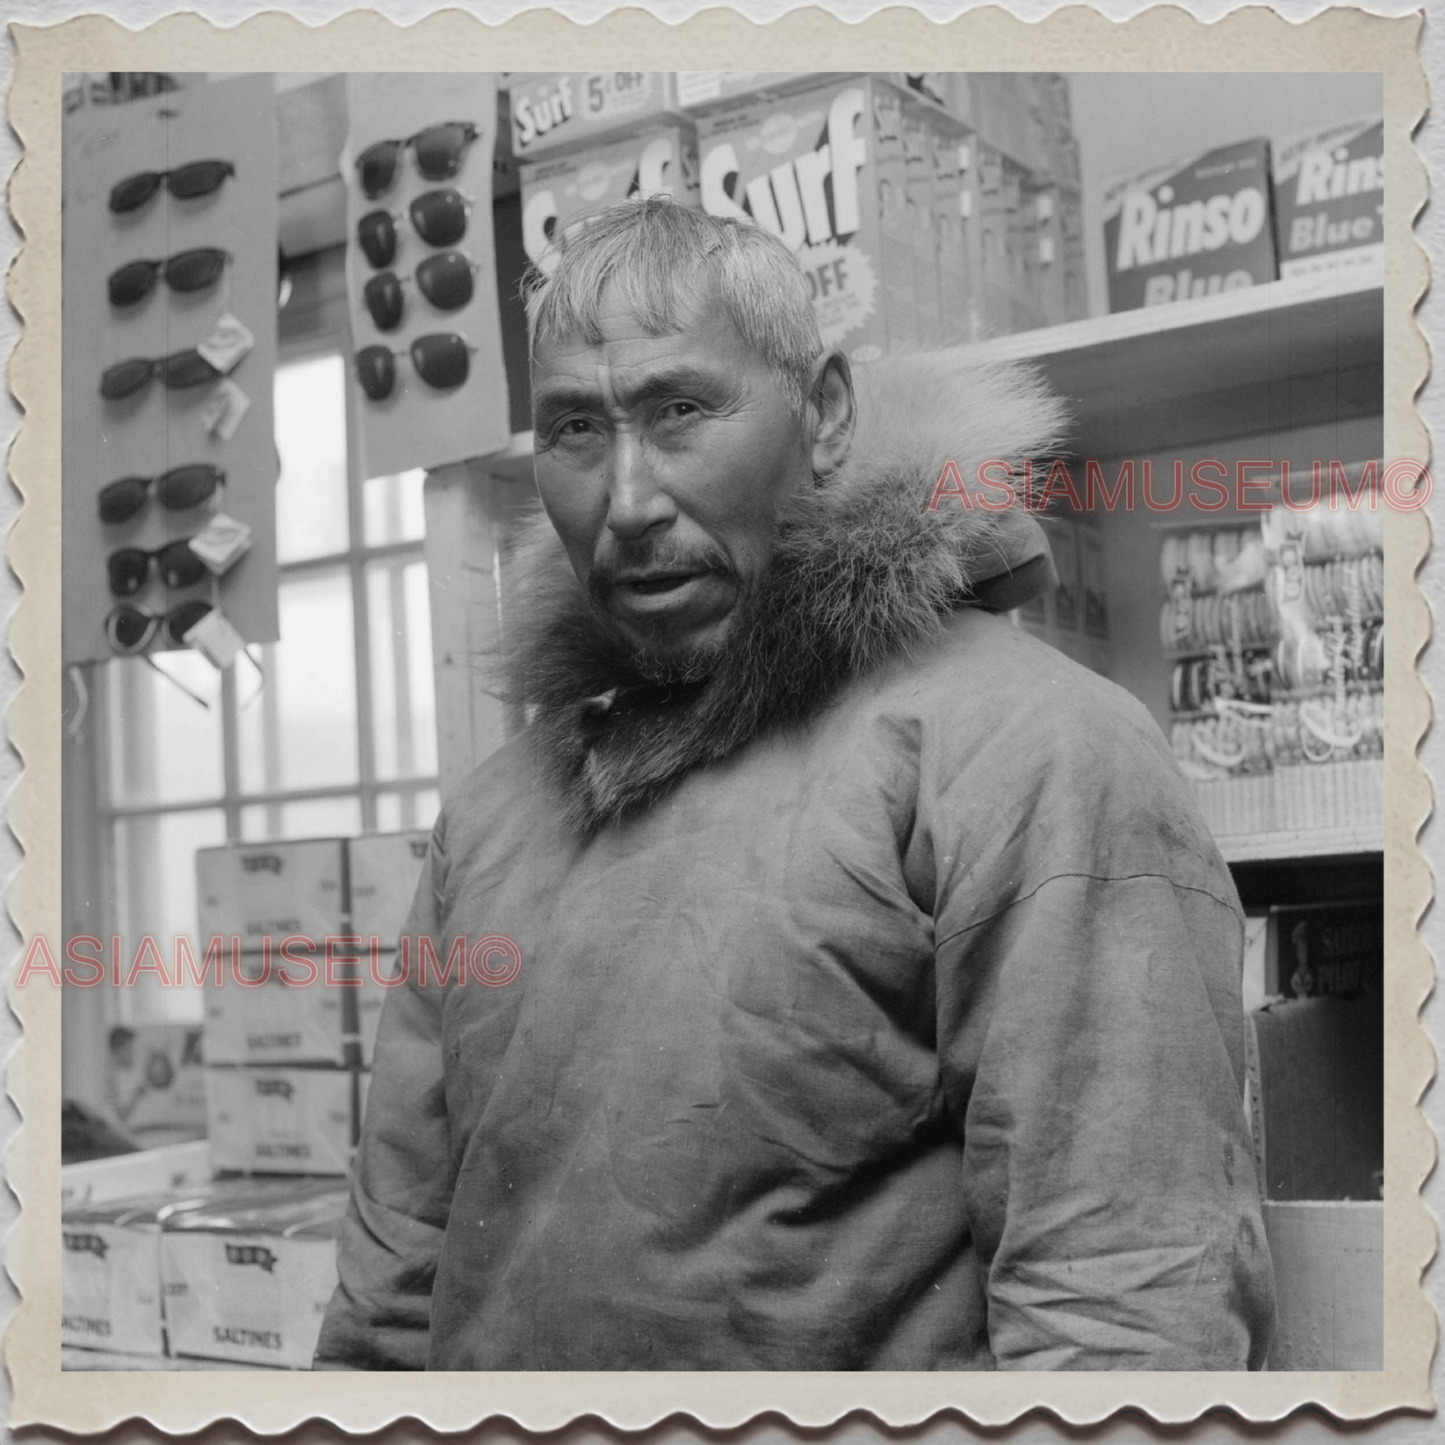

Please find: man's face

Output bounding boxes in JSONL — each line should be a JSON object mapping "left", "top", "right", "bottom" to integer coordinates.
{"left": 531, "top": 282, "right": 815, "bottom": 671}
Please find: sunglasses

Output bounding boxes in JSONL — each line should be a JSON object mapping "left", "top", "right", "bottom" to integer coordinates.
{"left": 357, "top": 189, "right": 472, "bottom": 269}
{"left": 107, "top": 539, "right": 208, "bottom": 597}
{"left": 100, "top": 348, "right": 222, "bottom": 400}
{"left": 98, "top": 465, "right": 225, "bottom": 523}
{"left": 108, "top": 247, "right": 230, "bottom": 307}
{"left": 355, "top": 333, "right": 473, "bottom": 401}
{"left": 105, "top": 599, "right": 213, "bottom": 656}
{"left": 356, "top": 122, "right": 480, "bottom": 199}
{"left": 363, "top": 252, "right": 478, "bottom": 332}
{"left": 108, "top": 160, "right": 236, "bottom": 214}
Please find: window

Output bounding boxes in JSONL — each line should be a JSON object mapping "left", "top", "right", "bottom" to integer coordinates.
{"left": 91, "top": 325, "right": 440, "bottom": 1026}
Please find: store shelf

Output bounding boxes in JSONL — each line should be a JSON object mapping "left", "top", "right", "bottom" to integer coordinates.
{"left": 1217, "top": 827, "right": 1383, "bottom": 865}
{"left": 963, "top": 270, "right": 1383, "bottom": 458}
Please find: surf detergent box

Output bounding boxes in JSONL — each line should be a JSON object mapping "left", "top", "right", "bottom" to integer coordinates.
{"left": 1103, "top": 138, "right": 1276, "bottom": 311}
{"left": 507, "top": 72, "right": 684, "bottom": 160}
{"left": 699, "top": 75, "right": 919, "bottom": 359}
{"left": 160, "top": 1177, "right": 350, "bottom": 1368}
{"left": 1272, "top": 117, "right": 1383, "bottom": 280}
{"left": 520, "top": 122, "right": 700, "bottom": 273}
{"left": 675, "top": 73, "right": 846, "bottom": 111}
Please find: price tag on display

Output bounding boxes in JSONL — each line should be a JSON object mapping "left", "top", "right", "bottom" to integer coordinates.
{"left": 200, "top": 378, "right": 252, "bottom": 440}
{"left": 188, "top": 513, "right": 253, "bottom": 575}
{"left": 197, "top": 312, "right": 255, "bottom": 375}
{"left": 183, "top": 608, "right": 249, "bottom": 670}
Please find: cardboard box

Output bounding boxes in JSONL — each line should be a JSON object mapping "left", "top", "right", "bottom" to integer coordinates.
{"left": 930, "top": 122, "right": 976, "bottom": 344}
{"left": 105, "top": 1022, "right": 207, "bottom": 1145}
{"left": 520, "top": 123, "right": 700, "bottom": 274}
{"left": 348, "top": 829, "right": 432, "bottom": 941}
{"left": 160, "top": 1178, "right": 350, "bottom": 1368}
{"left": 1272, "top": 117, "right": 1383, "bottom": 280}
{"left": 205, "top": 1066, "right": 368, "bottom": 1175}
{"left": 1103, "top": 138, "right": 1276, "bottom": 311}
{"left": 1245, "top": 995, "right": 1383, "bottom": 1201}
{"left": 902, "top": 99, "right": 939, "bottom": 345}
{"left": 204, "top": 955, "right": 384, "bottom": 1068}
{"left": 61, "top": 1197, "right": 169, "bottom": 1356}
{"left": 1266, "top": 899, "right": 1383, "bottom": 1000}
{"left": 61, "top": 1139, "right": 213, "bottom": 1213}
{"left": 507, "top": 72, "right": 684, "bottom": 160}
{"left": 675, "top": 73, "right": 842, "bottom": 110}
{"left": 196, "top": 839, "right": 347, "bottom": 950}
{"left": 699, "top": 76, "right": 912, "bottom": 359}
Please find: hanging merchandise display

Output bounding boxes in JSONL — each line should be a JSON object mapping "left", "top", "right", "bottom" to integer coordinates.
{"left": 61, "top": 72, "right": 280, "bottom": 668}
{"left": 344, "top": 74, "right": 510, "bottom": 478}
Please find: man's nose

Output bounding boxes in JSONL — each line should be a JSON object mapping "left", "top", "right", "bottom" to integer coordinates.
{"left": 604, "top": 430, "right": 676, "bottom": 539}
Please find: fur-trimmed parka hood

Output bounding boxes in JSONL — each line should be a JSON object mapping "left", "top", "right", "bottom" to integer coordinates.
{"left": 502, "top": 350, "right": 1069, "bottom": 833}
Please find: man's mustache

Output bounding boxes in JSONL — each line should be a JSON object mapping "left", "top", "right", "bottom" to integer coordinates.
{"left": 588, "top": 542, "right": 736, "bottom": 605}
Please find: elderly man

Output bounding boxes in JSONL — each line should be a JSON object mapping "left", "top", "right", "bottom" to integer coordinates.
{"left": 316, "top": 199, "right": 1273, "bottom": 1371}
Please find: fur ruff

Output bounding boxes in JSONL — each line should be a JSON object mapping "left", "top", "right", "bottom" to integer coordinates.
{"left": 502, "top": 351, "right": 1069, "bottom": 833}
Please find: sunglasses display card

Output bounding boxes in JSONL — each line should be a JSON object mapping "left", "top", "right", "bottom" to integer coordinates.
{"left": 60, "top": 71, "right": 280, "bottom": 666}
{"left": 344, "top": 74, "right": 511, "bottom": 478}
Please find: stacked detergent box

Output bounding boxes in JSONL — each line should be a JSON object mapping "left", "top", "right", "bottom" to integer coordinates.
{"left": 62, "top": 1173, "right": 350, "bottom": 1367}
{"left": 505, "top": 72, "right": 1087, "bottom": 351}
{"left": 195, "top": 831, "right": 430, "bottom": 1177}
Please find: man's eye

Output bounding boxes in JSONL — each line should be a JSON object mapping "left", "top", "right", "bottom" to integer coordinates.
{"left": 658, "top": 401, "right": 699, "bottom": 421}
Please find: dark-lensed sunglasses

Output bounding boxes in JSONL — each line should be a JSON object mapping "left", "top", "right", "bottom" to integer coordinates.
{"left": 105, "top": 599, "right": 213, "bottom": 656}
{"left": 357, "top": 189, "right": 472, "bottom": 269}
{"left": 108, "top": 160, "right": 236, "bottom": 214}
{"left": 356, "top": 122, "right": 480, "bottom": 199}
{"left": 107, "top": 539, "right": 208, "bottom": 597}
{"left": 101, "top": 348, "right": 222, "bottom": 400}
{"left": 363, "top": 252, "right": 478, "bottom": 331}
{"left": 108, "top": 247, "right": 230, "bottom": 307}
{"left": 355, "top": 333, "right": 473, "bottom": 402}
{"left": 99, "top": 465, "right": 225, "bottom": 523}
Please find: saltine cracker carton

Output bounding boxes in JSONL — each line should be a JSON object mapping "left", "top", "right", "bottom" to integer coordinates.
{"left": 348, "top": 828, "right": 432, "bottom": 942}
{"left": 1103, "top": 138, "right": 1277, "bottom": 311}
{"left": 1272, "top": 118, "right": 1383, "bottom": 280}
{"left": 196, "top": 838, "right": 347, "bottom": 951}
{"left": 205, "top": 1065, "right": 369, "bottom": 1175}
{"left": 61, "top": 1197, "right": 169, "bottom": 1356}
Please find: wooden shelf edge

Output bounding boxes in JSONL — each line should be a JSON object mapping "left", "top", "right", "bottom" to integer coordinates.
{"left": 1217, "top": 827, "right": 1383, "bottom": 864}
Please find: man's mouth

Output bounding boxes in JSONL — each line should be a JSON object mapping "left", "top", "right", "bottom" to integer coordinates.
{"left": 618, "top": 571, "right": 702, "bottom": 596}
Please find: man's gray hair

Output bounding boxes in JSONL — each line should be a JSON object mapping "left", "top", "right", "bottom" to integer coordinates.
{"left": 525, "top": 197, "right": 823, "bottom": 414}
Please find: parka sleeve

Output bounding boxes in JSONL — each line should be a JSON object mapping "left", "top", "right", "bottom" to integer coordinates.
{"left": 313, "top": 833, "right": 455, "bottom": 1370}
{"left": 928, "top": 706, "right": 1275, "bottom": 1370}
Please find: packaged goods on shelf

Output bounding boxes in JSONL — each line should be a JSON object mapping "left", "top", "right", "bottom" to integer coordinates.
{"left": 520, "top": 122, "right": 701, "bottom": 274}
{"left": 197, "top": 838, "right": 347, "bottom": 950}
{"left": 160, "top": 1177, "right": 350, "bottom": 1368}
{"left": 1265, "top": 899, "right": 1382, "bottom": 1001}
{"left": 105, "top": 1021, "right": 207, "bottom": 1145}
{"left": 506, "top": 72, "right": 685, "bottom": 160}
{"left": 204, "top": 954, "right": 384, "bottom": 1068}
{"left": 901, "top": 101, "right": 940, "bottom": 345}
{"left": 675, "top": 73, "right": 846, "bottom": 110}
{"left": 1103, "top": 138, "right": 1276, "bottom": 311}
{"left": 1272, "top": 117, "right": 1383, "bottom": 280}
{"left": 205, "top": 1065, "right": 367, "bottom": 1175}
{"left": 61, "top": 1139, "right": 213, "bottom": 1213}
{"left": 697, "top": 76, "right": 910, "bottom": 356}
{"left": 62, "top": 1196, "right": 170, "bottom": 1356}
{"left": 348, "top": 828, "right": 431, "bottom": 941}
{"left": 929, "top": 123, "right": 977, "bottom": 343}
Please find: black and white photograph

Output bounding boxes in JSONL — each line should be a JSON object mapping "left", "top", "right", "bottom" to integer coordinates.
{"left": 2, "top": 3, "right": 1434, "bottom": 1434}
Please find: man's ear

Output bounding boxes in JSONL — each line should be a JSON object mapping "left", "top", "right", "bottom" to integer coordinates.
{"left": 804, "top": 349, "right": 856, "bottom": 480}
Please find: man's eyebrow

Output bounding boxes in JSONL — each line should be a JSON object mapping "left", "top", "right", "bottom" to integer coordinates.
{"left": 534, "top": 365, "right": 729, "bottom": 425}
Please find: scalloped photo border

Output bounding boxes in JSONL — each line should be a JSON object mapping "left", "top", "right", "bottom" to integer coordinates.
{"left": 3, "top": 4, "right": 1433, "bottom": 1434}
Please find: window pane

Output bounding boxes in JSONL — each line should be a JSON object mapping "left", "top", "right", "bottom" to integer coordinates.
{"left": 239, "top": 795, "right": 363, "bottom": 842}
{"left": 367, "top": 557, "right": 438, "bottom": 780}
{"left": 238, "top": 572, "right": 358, "bottom": 793}
{"left": 112, "top": 808, "right": 226, "bottom": 1024}
{"left": 105, "top": 655, "right": 224, "bottom": 806}
{"left": 363, "top": 468, "right": 426, "bottom": 546}
{"left": 376, "top": 788, "right": 440, "bottom": 833}
{"left": 275, "top": 354, "right": 349, "bottom": 561}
